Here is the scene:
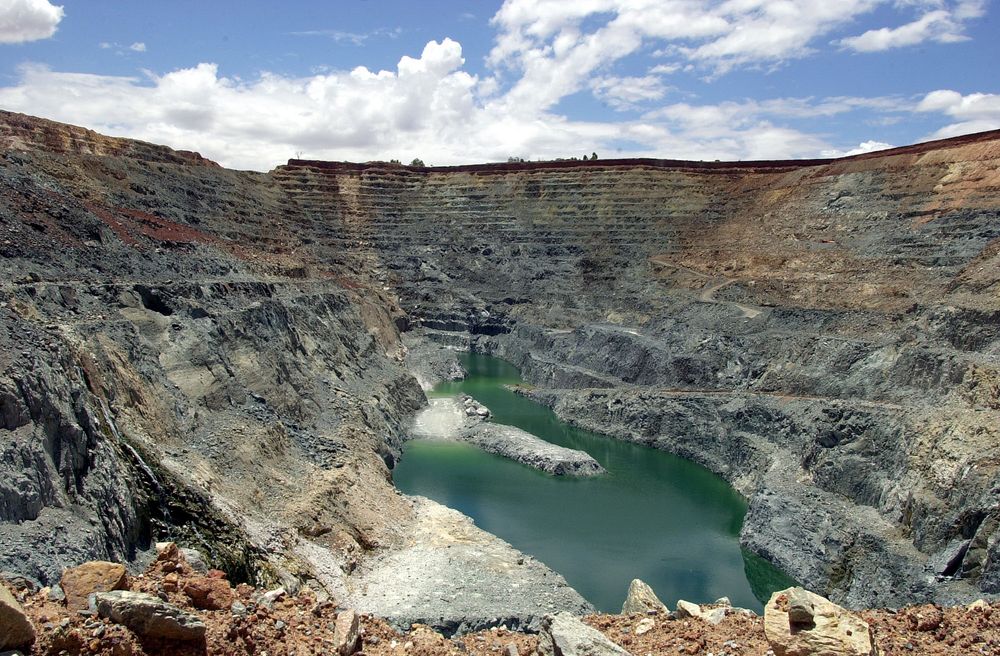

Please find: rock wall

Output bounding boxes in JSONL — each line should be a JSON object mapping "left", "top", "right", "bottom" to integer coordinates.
{"left": 273, "top": 131, "right": 1000, "bottom": 607}
{"left": 0, "top": 111, "right": 425, "bottom": 591}
{"left": 3, "top": 109, "right": 999, "bottom": 613}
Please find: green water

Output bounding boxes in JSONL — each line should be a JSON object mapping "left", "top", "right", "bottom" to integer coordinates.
{"left": 393, "top": 353, "right": 795, "bottom": 613}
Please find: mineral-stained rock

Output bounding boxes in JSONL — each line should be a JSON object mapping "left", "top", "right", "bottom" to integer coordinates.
{"left": 182, "top": 576, "right": 234, "bottom": 610}
{"left": 538, "top": 612, "right": 630, "bottom": 656}
{"left": 763, "top": 587, "right": 875, "bottom": 656}
{"left": 95, "top": 590, "right": 206, "bottom": 641}
{"left": 60, "top": 562, "right": 128, "bottom": 611}
{"left": 333, "top": 608, "right": 360, "bottom": 656}
{"left": 0, "top": 585, "right": 35, "bottom": 650}
{"left": 621, "top": 578, "right": 668, "bottom": 615}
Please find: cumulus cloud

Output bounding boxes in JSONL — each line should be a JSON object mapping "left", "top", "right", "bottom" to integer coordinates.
{"left": 837, "top": 1, "right": 984, "bottom": 52}
{"left": 0, "top": 39, "right": 905, "bottom": 169}
{"left": 0, "top": 0, "right": 63, "bottom": 44}
{"left": 916, "top": 89, "right": 1000, "bottom": 138}
{"left": 129, "top": 42, "right": 146, "bottom": 52}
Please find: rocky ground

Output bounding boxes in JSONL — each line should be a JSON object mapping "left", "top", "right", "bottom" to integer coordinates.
{"left": 4, "top": 547, "right": 1000, "bottom": 655}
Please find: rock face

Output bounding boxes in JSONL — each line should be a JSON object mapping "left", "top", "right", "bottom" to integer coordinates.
{"left": 0, "top": 584, "right": 35, "bottom": 650}
{"left": 60, "top": 561, "right": 128, "bottom": 611}
{"left": 763, "top": 587, "right": 876, "bottom": 656}
{"left": 95, "top": 590, "right": 206, "bottom": 641}
{"left": 1, "top": 109, "right": 999, "bottom": 616}
{"left": 621, "top": 578, "right": 667, "bottom": 615}
{"left": 538, "top": 612, "right": 630, "bottom": 656}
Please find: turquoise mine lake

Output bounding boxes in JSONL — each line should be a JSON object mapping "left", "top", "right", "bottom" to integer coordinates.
{"left": 393, "top": 353, "right": 794, "bottom": 613}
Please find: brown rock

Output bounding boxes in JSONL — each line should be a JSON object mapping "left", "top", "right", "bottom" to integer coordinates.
{"left": 764, "top": 587, "right": 876, "bottom": 656}
{"left": 0, "top": 584, "right": 36, "bottom": 650}
{"left": 60, "top": 561, "right": 128, "bottom": 611}
{"left": 183, "top": 576, "right": 234, "bottom": 610}
{"left": 162, "top": 572, "right": 180, "bottom": 593}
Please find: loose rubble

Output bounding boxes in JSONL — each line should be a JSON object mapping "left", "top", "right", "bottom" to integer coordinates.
{"left": 3, "top": 553, "right": 999, "bottom": 655}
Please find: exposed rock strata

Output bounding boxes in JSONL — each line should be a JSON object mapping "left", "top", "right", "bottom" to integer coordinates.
{"left": 1, "top": 109, "right": 999, "bottom": 618}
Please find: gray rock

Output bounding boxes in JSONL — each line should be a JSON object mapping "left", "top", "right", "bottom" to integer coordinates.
{"left": 621, "top": 578, "right": 667, "bottom": 615}
{"left": 180, "top": 548, "right": 210, "bottom": 574}
{"left": 503, "top": 643, "right": 519, "bottom": 656}
{"left": 46, "top": 584, "right": 65, "bottom": 602}
{"left": 463, "top": 423, "right": 605, "bottom": 477}
{"left": 0, "top": 585, "right": 35, "bottom": 650}
{"left": 0, "top": 573, "right": 39, "bottom": 593}
{"left": 95, "top": 590, "right": 206, "bottom": 641}
{"left": 787, "top": 587, "right": 815, "bottom": 625}
{"left": 538, "top": 613, "right": 629, "bottom": 656}
{"left": 334, "top": 608, "right": 360, "bottom": 656}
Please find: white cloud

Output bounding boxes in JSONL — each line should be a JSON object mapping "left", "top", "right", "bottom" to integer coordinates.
{"left": 916, "top": 89, "right": 1000, "bottom": 138}
{"left": 290, "top": 27, "right": 402, "bottom": 46}
{"left": 837, "top": 1, "right": 983, "bottom": 52}
{"left": 0, "top": 0, "right": 63, "bottom": 44}
{"left": 821, "top": 140, "right": 894, "bottom": 157}
{"left": 129, "top": 42, "right": 146, "bottom": 52}
{"left": 1, "top": 42, "right": 884, "bottom": 169}
{"left": 591, "top": 75, "right": 667, "bottom": 110}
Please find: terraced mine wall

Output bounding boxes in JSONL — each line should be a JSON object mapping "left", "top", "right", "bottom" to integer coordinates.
{"left": 275, "top": 137, "right": 1000, "bottom": 609}
{"left": 1, "top": 110, "right": 999, "bottom": 621}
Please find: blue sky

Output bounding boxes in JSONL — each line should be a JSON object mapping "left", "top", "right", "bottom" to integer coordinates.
{"left": 0, "top": 0, "right": 997, "bottom": 169}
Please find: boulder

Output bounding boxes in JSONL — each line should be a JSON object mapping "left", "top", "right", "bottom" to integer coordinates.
{"left": 333, "top": 608, "right": 360, "bottom": 656}
{"left": 60, "top": 561, "right": 128, "bottom": 611}
{"left": 95, "top": 590, "right": 206, "bottom": 641}
{"left": 182, "top": 576, "right": 234, "bottom": 610}
{"left": 763, "top": 587, "right": 876, "bottom": 656}
{"left": 675, "top": 599, "right": 727, "bottom": 625}
{"left": 621, "top": 578, "right": 667, "bottom": 615}
{"left": 538, "top": 612, "right": 629, "bottom": 656}
{"left": 0, "top": 585, "right": 35, "bottom": 650}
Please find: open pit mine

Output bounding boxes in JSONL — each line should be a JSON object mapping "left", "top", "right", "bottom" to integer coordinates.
{"left": 1, "top": 110, "right": 999, "bottom": 654}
